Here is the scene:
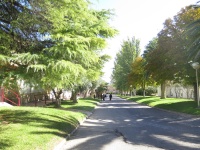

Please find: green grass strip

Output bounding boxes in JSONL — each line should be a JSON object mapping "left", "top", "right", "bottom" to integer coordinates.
{"left": 126, "top": 96, "right": 200, "bottom": 115}
{"left": 0, "top": 98, "right": 99, "bottom": 150}
{"left": 61, "top": 98, "right": 100, "bottom": 111}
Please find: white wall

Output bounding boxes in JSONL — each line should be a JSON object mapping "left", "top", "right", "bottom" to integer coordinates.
{"left": 157, "top": 85, "right": 194, "bottom": 99}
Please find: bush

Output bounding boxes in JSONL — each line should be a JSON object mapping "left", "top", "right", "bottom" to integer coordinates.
{"left": 136, "top": 87, "right": 157, "bottom": 96}
{"left": 136, "top": 88, "right": 143, "bottom": 95}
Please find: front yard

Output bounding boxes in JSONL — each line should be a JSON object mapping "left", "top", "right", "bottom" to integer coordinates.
{"left": 0, "top": 98, "right": 99, "bottom": 150}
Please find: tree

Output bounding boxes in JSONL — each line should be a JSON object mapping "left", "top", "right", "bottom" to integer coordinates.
{"left": 128, "top": 57, "right": 144, "bottom": 95}
{"left": 143, "top": 38, "right": 158, "bottom": 59}
{"left": 95, "top": 81, "right": 108, "bottom": 99}
{"left": 129, "top": 56, "right": 155, "bottom": 97}
{"left": 0, "top": 0, "right": 117, "bottom": 107}
{"left": 185, "top": 5, "right": 200, "bottom": 61}
{"left": 144, "top": 18, "right": 182, "bottom": 99}
{"left": 178, "top": 6, "right": 200, "bottom": 101}
{"left": 164, "top": 6, "right": 200, "bottom": 101}
{"left": 144, "top": 6, "right": 200, "bottom": 100}
{"left": 112, "top": 37, "right": 140, "bottom": 94}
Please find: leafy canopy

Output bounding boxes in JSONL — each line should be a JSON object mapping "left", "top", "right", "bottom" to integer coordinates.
{"left": 0, "top": 0, "right": 118, "bottom": 91}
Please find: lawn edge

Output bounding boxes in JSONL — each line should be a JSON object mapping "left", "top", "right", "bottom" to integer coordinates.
{"left": 126, "top": 97, "right": 200, "bottom": 117}
{"left": 53, "top": 102, "right": 99, "bottom": 150}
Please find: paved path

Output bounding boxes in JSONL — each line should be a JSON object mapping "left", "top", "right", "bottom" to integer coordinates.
{"left": 59, "top": 95, "right": 200, "bottom": 150}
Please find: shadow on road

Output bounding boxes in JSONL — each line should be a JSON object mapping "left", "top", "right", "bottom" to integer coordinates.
{"left": 62, "top": 96, "right": 200, "bottom": 150}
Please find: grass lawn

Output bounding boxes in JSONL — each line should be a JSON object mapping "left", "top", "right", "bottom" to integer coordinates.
{"left": 126, "top": 96, "right": 200, "bottom": 115}
{"left": 61, "top": 98, "right": 100, "bottom": 111}
{"left": 0, "top": 98, "right": 99, "bottom": 150}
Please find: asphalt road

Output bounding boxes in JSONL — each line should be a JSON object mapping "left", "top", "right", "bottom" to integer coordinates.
{"left": 59, "top": 95, "right": 200, "bottom": 150}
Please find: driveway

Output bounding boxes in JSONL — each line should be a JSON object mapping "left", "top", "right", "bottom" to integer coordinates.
{"left": 58, "top": 95, "right": 200, "bottom": 150}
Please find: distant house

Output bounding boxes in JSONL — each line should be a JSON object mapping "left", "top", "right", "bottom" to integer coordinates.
{"left": 157, "top": 83, "right": 194, "bottom": 99}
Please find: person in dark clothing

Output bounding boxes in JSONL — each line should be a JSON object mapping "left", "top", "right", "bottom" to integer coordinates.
{"left": 109, "top": 93, "right": 112, "bottom": 101}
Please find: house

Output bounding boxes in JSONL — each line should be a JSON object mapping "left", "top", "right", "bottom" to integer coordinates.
{"left": 157, "top": 83, "right": 194, "bottom": 99}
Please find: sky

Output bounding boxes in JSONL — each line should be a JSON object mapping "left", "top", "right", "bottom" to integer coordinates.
{"left": 91, "top": 0, "right": 198, "bottom": 83}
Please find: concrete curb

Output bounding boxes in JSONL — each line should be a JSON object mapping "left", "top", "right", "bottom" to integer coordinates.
{"left": 53, "top": 102, "right": 99, "bottom": 150}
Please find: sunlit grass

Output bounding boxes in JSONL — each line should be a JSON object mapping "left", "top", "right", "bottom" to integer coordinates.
{"left": 0, "top": 98, "right": 99, "bottom": 150}
{"left": 61, "top": 98, "right": 100, "bottom": 111}
{"left": 127, "top": 96, "right": 200, "bottom": 115}
{"left": 117, "top": 95, "right": 130, "bottom": 99}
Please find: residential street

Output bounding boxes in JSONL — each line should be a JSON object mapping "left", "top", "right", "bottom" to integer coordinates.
{"left": 59, "top": 95, "right": 200, "bottom": 150}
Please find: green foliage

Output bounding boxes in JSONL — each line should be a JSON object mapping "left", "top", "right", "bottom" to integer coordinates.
{"left": 0, "top": 0, "right": 117, "bottom": 106}
{"left": 136, "top": 87, "right": 157, "bottom": 96}
{"left": 143, "top": 38, "right": 158, "bottom": 59}
{"left": 0, "top": 54, "right": 8, "bottom": 64}
{"left": 128, "top": 56, "right": 156, "bottom": 90}
{"left": 144, "top": 6, "right": 200, "bottom": 88}
{"left": 112, "top": 37, "right": 141, "bottom": 92}
{"left": 184, "top": 6, "right": 200, "bottom": 61}
{"left": 96, "top": 81, "right": 109, "bottom": 94}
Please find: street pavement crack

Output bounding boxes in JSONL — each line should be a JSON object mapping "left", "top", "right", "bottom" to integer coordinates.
{"left": 115, "top": 129, "right": 128, "bottom": 143}
{"left": 102, "top": 129, "right": 129, "bottom": 143}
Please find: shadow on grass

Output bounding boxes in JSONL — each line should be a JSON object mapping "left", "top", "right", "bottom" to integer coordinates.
{"left": 128, "top": 96, "right": 159, "bottom": 104}
{"left": 0, "top": 98, "right": 100, "bottom": 149}
{"left": 0, "top": 109, "right": 35, "bottom": 124}
{"left": 127, "top": 96, "right": 200, "bottom": 115}
{"left": 30, "top": 115, "right": 80, "bottom": 135}
{"left": 155, "top": 101, "right": 200, "bottom": 115}
{"left": 61, "top": 98, "right": 99, "bottom": 111}
{"left": 128, "top": 96, "right": 154, "bottom": 101}
{"left": 0, "top": 108, "right": 82, "bottom": 150}
{"left": 0, "top": 139, "right": 13, "bottom": 150}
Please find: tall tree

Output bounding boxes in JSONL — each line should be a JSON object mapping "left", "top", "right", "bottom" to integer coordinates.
{"left": 144, "top": 18, "right": 182, "bottom": 99}
{"left": 144, "top": 6, "right": 200, "bottom": 100}
{"left": 112, "top": 37, "right": 140, "bottom": 93}
{"left": 0, "top": 0, "right": 117, "bottom": 107}
{"left": 129, "top": 56, "right": 155, "bottom": 97}
{"left": 185, "top": 4, "right": 200, "bottom": 61}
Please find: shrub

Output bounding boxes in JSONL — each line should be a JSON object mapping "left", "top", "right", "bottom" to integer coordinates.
{"left": 136, "top": 86, "right": 157, "bottom": 96}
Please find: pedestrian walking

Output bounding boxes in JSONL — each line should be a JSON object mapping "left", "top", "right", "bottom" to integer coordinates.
{"left": 109, "top": 93, "right": 112, "bottom": 101}
{"left": 102, "top": 93, "right": 105, "bottom": 101}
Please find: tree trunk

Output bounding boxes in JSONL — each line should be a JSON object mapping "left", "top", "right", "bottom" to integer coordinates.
{"left": 143, "top": 89, "right": 146, "bottom": 97}
{"left": 84, "top": 89, "right": 89, "bottom": 98}
{"left": 71, "top": 90, "right": 78, "bottom": 103}
{"left": 193, "top": 82, "right": 198, "bottom": 102}
{"left": 52, "top": 89, "right": 62, "bottom": 107}
{"left": 143, "top": 79, "right": 146, "bottom": 97}
{"left": 133, "top": 88, "right": 136, "bottom": 96}
{"left": 55, "top": 98, "right": 61, "bottom": 107}
{"left": 90, "top": 89, "right": 96, "bottom": 99}
{"left": 160, "top": 81, "right": 166, "bottom": 99}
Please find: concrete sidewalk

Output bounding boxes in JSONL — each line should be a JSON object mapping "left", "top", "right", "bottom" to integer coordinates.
{"left": 0, "top": 102, "right": 13, "bottom": 107}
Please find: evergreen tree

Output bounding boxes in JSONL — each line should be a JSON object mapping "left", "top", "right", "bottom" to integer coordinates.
{"left": 0, "top": 0, "right": 117, "bottom": 107}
